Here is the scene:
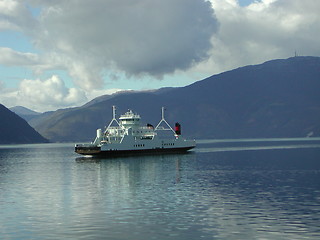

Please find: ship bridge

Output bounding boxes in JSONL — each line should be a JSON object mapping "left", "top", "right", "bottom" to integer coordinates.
{"left": 119, "top": 110, "right": 141, "bottom": 128}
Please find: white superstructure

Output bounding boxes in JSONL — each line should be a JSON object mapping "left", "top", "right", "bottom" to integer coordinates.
{"left": 75, "top": 106, "right": 196, "bottom": 156}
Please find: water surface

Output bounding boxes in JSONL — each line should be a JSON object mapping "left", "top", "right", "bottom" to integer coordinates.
{"left": 0, "top": 139, "right": 320, "bottom": 239}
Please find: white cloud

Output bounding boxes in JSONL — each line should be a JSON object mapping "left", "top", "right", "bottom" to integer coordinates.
{"left": 196, "top": 0, "right": 320, "bottom": 75}
{"left": 18, "top": 75, "right": 87, "bottom": 110}
{"left": 0, "top": 47, "right": 39, "bottom": 66}
{"left": 2, "top": 0, "right": 320, "bottom": 82}
{"left": 1, "top": 0, "right": 219, "bottom": 92}
{"left": 0, "top": 80, "right": 4, "bottom": 90}
{"left": 0, "top": 75, "right": 87, "bottom": 111}
{"left": 29, "top": 0, "right": 218, "bottom": 89}
{"left": 1, "top": 0, "right": 320, "bottom": 112}
{"left": 0, "top": 0, "right": 36, "bottom": 31}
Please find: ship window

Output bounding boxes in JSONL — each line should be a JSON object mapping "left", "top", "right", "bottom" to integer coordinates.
{"left": 163, "top": 143, "right": 175, "bottom": 146}
{"left": 134, "top": 144, "right": 145, "bottom": 147}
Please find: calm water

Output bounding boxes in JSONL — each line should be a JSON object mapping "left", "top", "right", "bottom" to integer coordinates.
{"left": 1, "top": 139, "right": 320, "bottom": 239}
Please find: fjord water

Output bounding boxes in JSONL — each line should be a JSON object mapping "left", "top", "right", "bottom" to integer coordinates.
{"left": 1, "top": 139, "right": 320, "bottom": 240}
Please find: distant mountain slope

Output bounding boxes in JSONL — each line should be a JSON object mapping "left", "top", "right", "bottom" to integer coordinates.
{"left": 29, "top": 92, "right": 164, "bottom": 142}
{"left": 10, "top": 106, "right": 41, "bottom": 121}
{"left": 0, "top": 104, "right": 48, "bottom": 144}
{"left": 30, "top": 56, "right": 320, "bottom": 142}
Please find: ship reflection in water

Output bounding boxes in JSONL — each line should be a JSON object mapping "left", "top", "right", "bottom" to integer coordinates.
{"left": 0, "top": 139, "right": 320, "bottom": 239}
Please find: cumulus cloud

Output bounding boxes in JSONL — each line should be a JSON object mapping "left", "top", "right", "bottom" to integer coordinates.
{"left": 1, "top": 0, "right": 218, "bottom": 91}
{"left": 0, "top": 75, "right": 87, "bottom": 111}
{"left": 199, "top": 0, "right": 320, "bottom": 74}
{"left": 29, "top": 0, "right": 218, "bottom": 89}
{"left": 0, "top": 0, "right": 36, "bottom": 31}
{"left": 1, "top": 0, "right": 320, "bottom": 112}
{"left": 3, "top": 0, "right": 320, "bottom": 83}
{"left": 18, "top": 75, "right": 87, "bottom": 110}
{"left": 0, "top": 47, "right": 39, "bottom": 66}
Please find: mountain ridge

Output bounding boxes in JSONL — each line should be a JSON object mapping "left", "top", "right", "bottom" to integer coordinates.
{"left": 24, "top": 56, "right": 320, "bottom": 142}
{"left": 10, "top": 106, "right": 42, "bottom": 122}
{"left": 0, "top": 104, "right": 48, "bottom": 144}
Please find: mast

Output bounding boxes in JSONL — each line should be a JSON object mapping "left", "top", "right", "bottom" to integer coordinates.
{"left": 106, "top": 105, "right": 120, "bottom": 130}
{"left": 155, "top": 107, "right": 175, "bottom": 133}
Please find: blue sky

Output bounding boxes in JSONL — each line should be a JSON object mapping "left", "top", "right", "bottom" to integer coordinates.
{"left": 1, "top": 0, "right": 319, "bottom": 111}
{"left": 238, "top": 0, "right": 256, "bottom": 6}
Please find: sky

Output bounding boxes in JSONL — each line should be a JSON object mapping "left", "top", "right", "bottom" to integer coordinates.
{"left": 0, "top": 0, "right": 319, "bottom": 112}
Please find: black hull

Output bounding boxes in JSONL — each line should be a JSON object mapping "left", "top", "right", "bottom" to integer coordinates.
{"left": 75, "top": 146, "right": 195, "bottom": 157}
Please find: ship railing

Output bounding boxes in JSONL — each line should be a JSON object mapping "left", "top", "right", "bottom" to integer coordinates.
{"left": 140, "top": 126, "right": 155, "bottom": 129}
{"left": 75, "top": 143, "right": 97, "bottom": 147}
{"left": 154, "top": 126, "right": 175, "bottom": 131}
{"left": 106, "top": 126, "right": 122, "bottom": 131}
{"left": 104, "top": 136, "right": 122, "bottom": 143}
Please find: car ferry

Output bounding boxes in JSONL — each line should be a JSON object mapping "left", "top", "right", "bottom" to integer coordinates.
{"left": 75, "top": 106, "right": 196, "bottom": 156}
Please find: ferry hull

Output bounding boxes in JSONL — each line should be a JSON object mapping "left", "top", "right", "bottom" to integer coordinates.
{"left": 75, "top": 146, "right": 195, "bottom": 157}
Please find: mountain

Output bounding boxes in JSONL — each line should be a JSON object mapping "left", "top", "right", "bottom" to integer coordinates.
{"left": 82, "top": 88, "right": 176, "bottom": 108}
{"left": 10, "top": 106, "right": 41, "bottom": 121}
{"left": 0, "top": 104, "right": 48, "bottom": 144}
{"left": 29, "top": 56, "right": 320, "bottom": 142}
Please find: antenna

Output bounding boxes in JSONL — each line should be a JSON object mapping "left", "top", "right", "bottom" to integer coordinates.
{"left": 113, "top": 105, "right": 116, "bottom": 118}
{"left": 161, "top": 106, "right": 165, "bottom": 120}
